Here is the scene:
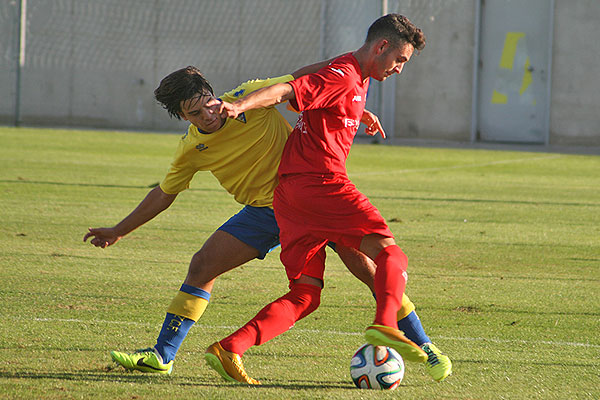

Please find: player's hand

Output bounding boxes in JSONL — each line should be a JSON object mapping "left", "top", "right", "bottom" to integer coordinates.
{"left": 206, "top": 98, "right": 240, "bottom": 120}
{"left": 83, "top": 227, "right": 122, "bottom": 248}
{"left": 361, "top": 109, "right": 386, "bottom": 139}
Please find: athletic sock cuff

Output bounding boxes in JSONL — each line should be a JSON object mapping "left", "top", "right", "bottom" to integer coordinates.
{"left": 167, "top": 290, "right": 209, "bottom": 322}
{"left": 398, "top": 293, "right": 416, "bottom": 320}
{"left": 180, "top": 284, "right": 211, "bottom": 301}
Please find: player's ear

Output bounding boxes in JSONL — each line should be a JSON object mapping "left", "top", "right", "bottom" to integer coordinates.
{"left": 178, "top": 111, "right": 188, "bottom": 121}
{"left": 376, "top": 39, "right": 389, "bottom": 55}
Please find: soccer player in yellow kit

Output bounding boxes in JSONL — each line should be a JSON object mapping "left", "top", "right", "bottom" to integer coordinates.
{"left": 83, "top": 63, "right": 451, "bottom": 382}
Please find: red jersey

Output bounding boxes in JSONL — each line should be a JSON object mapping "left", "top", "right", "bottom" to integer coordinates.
{"left": 279, "top": 53, "right": 369, "bottom": 176}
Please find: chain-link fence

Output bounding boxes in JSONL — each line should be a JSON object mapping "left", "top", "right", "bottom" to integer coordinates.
{"left": 1, "top": 0, "right": 470, "bottom": 135}
{"left": 0, "top": 1, "right": 382, "bottom": 132}
{"left": 8, "top": 1, "right": 593, "bottom": 147}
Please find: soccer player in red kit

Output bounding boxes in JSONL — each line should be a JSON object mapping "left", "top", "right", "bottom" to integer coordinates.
{"left": 205, "top": 14, "right": 444, "bottom": 384}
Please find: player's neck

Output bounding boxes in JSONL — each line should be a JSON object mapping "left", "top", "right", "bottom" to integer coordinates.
{"left": 352, "top": 45, "right": 373, "bottom": 82}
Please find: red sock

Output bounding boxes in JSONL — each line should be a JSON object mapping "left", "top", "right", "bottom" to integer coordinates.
{"left": 220, "top": 282, "right": 321, "bottom": 355}
{"left": 373, "top": 245, "right": 408, "bottom": 327}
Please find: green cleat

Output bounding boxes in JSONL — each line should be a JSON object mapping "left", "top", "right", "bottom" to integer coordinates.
{"left": 110, "top": 347, "right": 173, "bottom": 375}
{"left": 365, "top": 324, "right": 428, "bottom": 363}
{"left": 422, "top": 343, "right": 452, "bottom": 382}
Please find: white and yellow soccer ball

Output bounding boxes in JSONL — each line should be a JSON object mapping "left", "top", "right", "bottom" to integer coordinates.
{"left": 350, "top": 344, "right": 405, "bottom": 390}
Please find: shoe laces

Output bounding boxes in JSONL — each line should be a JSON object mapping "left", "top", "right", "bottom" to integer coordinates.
{"left": 231, "top": 354, "right": 259, "bottom": 384}
{"left": 423, "top": 345, "right": 440, "bottom": 367}
{"left": 135, "top": 347, "right": 164, "bottom": 363}
{"left": 232, "top": 356, "right": 250, "bottom": 377}
{"left": 134, "top": 347, "right": 155, "bottom": 355}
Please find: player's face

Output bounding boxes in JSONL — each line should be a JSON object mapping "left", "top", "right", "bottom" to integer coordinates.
{"left": 179, "top": 92, "right": 226, "bottom": 133}
{"left": 372, "top": 41, "right": 414, "bottom": 81}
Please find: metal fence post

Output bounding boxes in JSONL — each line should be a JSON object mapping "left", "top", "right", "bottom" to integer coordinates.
{"left": 15, "top": 0, "right": 27, "bottom": 127}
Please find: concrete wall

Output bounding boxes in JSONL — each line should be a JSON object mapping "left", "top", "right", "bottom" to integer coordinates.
{"left": 0, "top": 0, "right": 328, "bottom": 133}
{"left": 0, "top": 0, "right": 598, "bottom": 147}
{"left": 550, "top": 0, "right": 600, "bottom": 146}
{"left": 390, "top": 0, "right": 476, "bottom": 142}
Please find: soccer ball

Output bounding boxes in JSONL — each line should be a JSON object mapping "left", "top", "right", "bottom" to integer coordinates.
{"left": 350, "top": 344, "right": 405, "bottom": 390}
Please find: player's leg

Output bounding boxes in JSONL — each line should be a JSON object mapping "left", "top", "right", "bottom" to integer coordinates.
{"left": 358, "top": 234, "right": 427, "bottom": 362}
{"left": 205, "top": 277, "right": 322, "bottom": 385}
{"left": 111, "top": 206, "right": 280, "bottom": 374}
{"left": 110, "top": 230, "right": 259, "bottom": 373}
{"left": 153, "top": 230, "right": 260, "bottom": 362}
{"left": 333, "top": 243, "right": 375, "bottom": 291}
{"left": 335, "top": 244, "right": 451, "bottom": 380}
{"left": 335, "top": 246, "right": 428, "bottom": 339}
{"left": 205, "top": 246, "right": 326, "bottom": 384}
{"left": 396, "top": 295, "right": 452, "bottom": 381}
{"left": 334, "top": 246, "right": 432, "bottom": 342}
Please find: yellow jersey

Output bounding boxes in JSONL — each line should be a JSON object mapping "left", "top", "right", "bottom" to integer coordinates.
{"left": 160, "top": 74, "right": 294, "bottom": 207}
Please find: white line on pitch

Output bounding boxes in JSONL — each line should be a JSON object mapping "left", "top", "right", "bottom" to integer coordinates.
{"left": 350, "top": 154, "right": 564, "bottom": 176}
{"left": 30, "top": 317, "right": 599, "bottom": 348}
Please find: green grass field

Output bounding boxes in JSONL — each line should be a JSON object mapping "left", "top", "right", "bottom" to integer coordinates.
{"left": 1, "top": 126, "right": 599, "bottom": 399}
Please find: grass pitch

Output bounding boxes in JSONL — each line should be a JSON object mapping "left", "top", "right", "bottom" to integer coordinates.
{"left": 1, "top": 126, "right": 598, "bottom": 399}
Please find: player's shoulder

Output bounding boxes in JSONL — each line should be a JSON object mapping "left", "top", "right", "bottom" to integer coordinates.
{"left": 175, "top": 125, "right": 202, "bottom": 150}
{"left": 324, "top": 54, "right": 361, "bottom": 81}
{"left": 179, "top": 125, "right": 195, "bottom": 142}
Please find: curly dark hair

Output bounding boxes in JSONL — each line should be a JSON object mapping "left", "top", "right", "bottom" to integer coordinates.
{"left": 154, "top": 66, "right": 215, "bottom": 120}
{"left": 366, "top": 14, "right": 426, "bottom": 52}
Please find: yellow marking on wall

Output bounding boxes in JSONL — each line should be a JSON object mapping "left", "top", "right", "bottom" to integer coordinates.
{"left": 491, "top": 90, "right": 508, "bottom": 104}
{"left": 499, "top": 32, "right": 525, "bottom": 70}
{"left": 520, "top": 57, "right": 532, "bottom": 95}
{"left": 492, "top": 32, "right": 535, "bottom": 105}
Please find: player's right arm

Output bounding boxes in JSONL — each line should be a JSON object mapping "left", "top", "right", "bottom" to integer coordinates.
{"left": 215, "top": 54, "right": 351, "bottom": 117}
{"left": 83, "top": 186, "right": 177, "bottom": 248}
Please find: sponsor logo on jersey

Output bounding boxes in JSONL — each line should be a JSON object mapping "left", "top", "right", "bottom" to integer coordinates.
{"left": 352, "top": 95, "right": 362, "bottom": 102}
{"left": 196, "top": 144, "right": 208, "bottom": 152}
{"left": 344, "top": 118, "right": 359, "bottom": 128}
{"left": 235, "top": 112, "right": 247, "bottom": 123}
{"left": 295, "top": 113, "right": 308, "bottom": 135}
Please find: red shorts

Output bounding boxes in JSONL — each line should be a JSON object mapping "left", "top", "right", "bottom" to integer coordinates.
{"left": 273, "top": 173, "right": 393, "bottom": 281}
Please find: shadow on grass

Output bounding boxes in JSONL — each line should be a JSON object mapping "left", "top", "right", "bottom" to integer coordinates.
{"left": 411, "top": 271, "right": 600, "bottom": 283}
{"left": 0, "top": 179, "right": 222, "bottom": 193}
{"left": 1, "top": 251, "right": 185, "bottom": 266}
{"left": 369, "top": 194, "right": 600, "bottom": 208}
{"left": 457, "top": 359, "right": 595, "bottom": 368}
{"left": 0, "top": 370, "right": 171, "bottom": 383}
{"left": 3, "top": 179, "right": 599, "bottom": 208}
{"left": 0, "top": 370, "right": 389, "bottom": 390}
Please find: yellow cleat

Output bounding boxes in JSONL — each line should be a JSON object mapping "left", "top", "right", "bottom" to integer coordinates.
{"left": 204, "top": 342, "right": 261, "bottom": 385}
{"left": 422, "top": 343, "right": 452, "bottom": 382}
{"left": 365, "top": 324, "right": 428, "bottom": 363}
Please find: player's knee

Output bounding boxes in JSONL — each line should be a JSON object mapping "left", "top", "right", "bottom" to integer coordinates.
{"left": 361, "top": 234, "right": 397, "bottom": 260}
{"left": 393, "top": 246, "right": 408, "bottom": 265}
{"left": 304, "top": 290, "right": 321, "bottom": 315}
{"left": 290, "top": 282, "right": 322, "bottom": 319}
{"left": 187, "top": 250, "right": 215, "bottom": 281}
{"left": 374, "top": 244, "right": 407, "bottom": 271}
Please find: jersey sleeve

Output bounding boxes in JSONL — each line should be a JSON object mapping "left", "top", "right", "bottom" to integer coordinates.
{"left": 288, "top": 64, "right": 354, "bottom": 112}
{"left": 159, "top": 139, "right": 196, "bottom": 195}
{"left": 221, "top": 74, "right": 294, "bottom": 103}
